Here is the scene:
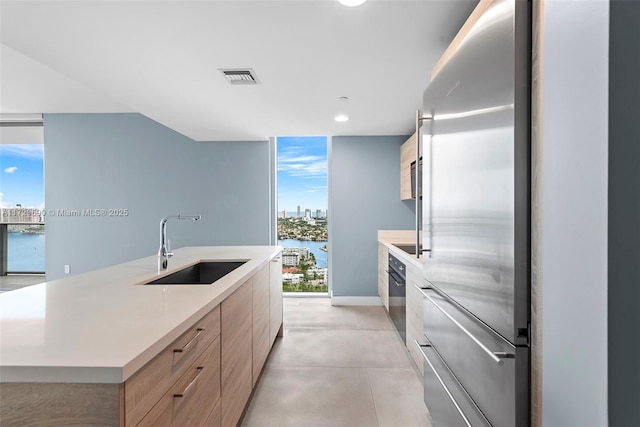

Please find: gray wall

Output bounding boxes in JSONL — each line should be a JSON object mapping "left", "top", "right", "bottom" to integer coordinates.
{"left": 328, "top": 135, "right": 415, "bottom": 297}
{"left": 609, "top": 1, "right": 640, "bottom": 425}
{"left": 44, "top": 113, "right": 270, "bottom": 280}
{"left": 540, "top": 2, "right": 609, "bottom": 425}
{"left": 194, "top": 140, "right": 271, "bottom": 246}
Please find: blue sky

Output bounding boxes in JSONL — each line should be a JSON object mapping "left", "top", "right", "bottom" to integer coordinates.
{"left": 0, "top": 144, "right": 44, "bottom": 208}
{"left": 277, "top": 136, "right": 327, "bottom": 213}
{"left": 0, "top": 139, "right": 324, "bottom": 212}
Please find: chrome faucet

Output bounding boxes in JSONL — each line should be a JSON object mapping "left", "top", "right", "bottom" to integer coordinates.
{"left": 158, "top": 214, "right": 201, "bottom": 271}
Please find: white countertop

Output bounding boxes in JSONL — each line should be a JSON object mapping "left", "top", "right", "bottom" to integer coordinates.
{"left": 0, "top": 246, "right": 281, "bottom": 384}
{"left": 377, "top": 230, "right": 422, "bottom": 270}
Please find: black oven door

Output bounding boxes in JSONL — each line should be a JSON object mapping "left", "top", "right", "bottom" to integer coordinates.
{"left": 388, "top": 268, "right": 406, "bottom": 344}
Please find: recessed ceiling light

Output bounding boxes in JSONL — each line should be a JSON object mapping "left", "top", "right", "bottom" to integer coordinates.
{"left": 338, "top": 0, "right": 367, "bottom": 6}
{"left": 335, "top": 115, "right": 349, "bottom": 122}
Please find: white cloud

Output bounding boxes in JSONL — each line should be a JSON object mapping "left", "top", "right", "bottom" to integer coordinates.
{"left": 278, "top": 155, "right": 327, "bottom": 178}
{"left": 0, "top": 144, "right": 43, "bottom": 159}
{"left": 4, "top": 166, "right": 18, "bottom": 173}
{"left": 279, "top": 155, "right": 322, "bottom": 163}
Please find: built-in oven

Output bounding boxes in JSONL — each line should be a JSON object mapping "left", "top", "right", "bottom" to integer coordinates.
{"left": 387, "top": 253, "right": 406, "bottom": 344}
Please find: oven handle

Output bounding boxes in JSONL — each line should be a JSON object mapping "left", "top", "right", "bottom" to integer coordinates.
{"left": 414, "top": 341, "right": 473, "bottom": 427}
{"left": 416, "top": 285, "right": 514, "bottom": 365}
{"left": 385, "top": 269, "right": 405, "bottom": 287}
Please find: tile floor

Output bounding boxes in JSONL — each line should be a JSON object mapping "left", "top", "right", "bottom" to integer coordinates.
{"left": 0, "top": 274, "right": 45, "bottom": 293}
{"left": 240, "top": 297, "right": 431, "bottom": 427}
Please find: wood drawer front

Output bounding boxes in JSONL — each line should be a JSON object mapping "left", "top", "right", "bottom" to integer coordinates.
{"left": 252, "top": 265, "right": 270, "bottom": 386}
{"left": 406, "top": 263, "right": 424, "bottom": 375}
{"left": 126, "top": 305, "right": 221, "bottom": 426}
{"left": 221, "top": 280, "right": 253, "bottom": 427}
{"left": 378, "top": 243, "right": 389, "bottom": 310}
{"left": 137, "top": 337, "right": 221, "bottom": 427}
{"left": 203, "top": 398, "right": 221, "bottom": 427}
{"left": 269, "top": 256, "right": 283, "bottom": 343}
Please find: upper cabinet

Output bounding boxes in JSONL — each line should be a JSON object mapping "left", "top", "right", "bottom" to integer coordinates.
{"left": 400, "top": 133, "right": 420, "bottom": 201}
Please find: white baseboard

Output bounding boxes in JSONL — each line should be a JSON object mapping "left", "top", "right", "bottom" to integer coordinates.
{"left": 283, "top": 292, "right": 329, "bottom": 298}
{"left": 330, "top": 296, "right": 383, "bottom": 306}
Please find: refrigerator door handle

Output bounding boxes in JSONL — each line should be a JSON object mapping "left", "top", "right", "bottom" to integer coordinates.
{"left": 417, "top": 287, "right": 515, "bottom": 365}
{"left": 415, "top": 110, "right": 432, "bottom": 259}
{"left": 415, "top": 110, "right": 421, "bottom": 259}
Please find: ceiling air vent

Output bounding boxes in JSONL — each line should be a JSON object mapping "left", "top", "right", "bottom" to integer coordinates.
{"left": 219, "top": 68, "right": 260, "bottom": 85}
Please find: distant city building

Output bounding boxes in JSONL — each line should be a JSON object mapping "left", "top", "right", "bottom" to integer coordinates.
{"left": 297, "top": 205, "right": 301, "bottom": 217}
{"left": 305, "top": 208, "right": 311, "bottom": 219}
{"left": 1, "top": 207, "right": 43, "bottom": 232}
{"left": 282, "top": 273, "right": 304, "bottom": 284}
{"left": 281, "top": 210, "right": 286, "bottom": 219}
{"left": 316, "top": 209, "right": 321, "bottom": 218}
{"left": 283, "top": 247, "right": 309, "bottom": 259}
{"left": 308, "top": 267, "right": 328, "bottom": 281}
{"left": 282, "top": 253, "right": 300, "bottom": 267}
{"left": 1, "top": 207, "right": 42, "bottom": 223}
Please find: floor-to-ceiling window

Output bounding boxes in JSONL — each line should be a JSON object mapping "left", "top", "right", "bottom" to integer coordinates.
{"left": 0, "top": 118, "right": 45, "bottom": 285}
{"left": 276, "top": 136, "right": 328, "bottom": 293}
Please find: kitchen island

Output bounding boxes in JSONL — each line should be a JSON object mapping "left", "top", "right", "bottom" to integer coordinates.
{"left": 0, "top": 245, "right": 283, "bottom": 427}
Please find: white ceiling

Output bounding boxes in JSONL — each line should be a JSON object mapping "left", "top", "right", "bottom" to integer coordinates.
{"left": 0, "top": 0, "right": 477, "bottom": 142}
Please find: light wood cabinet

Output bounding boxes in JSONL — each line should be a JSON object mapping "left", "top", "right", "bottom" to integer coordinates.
{"left": 125, "top": 306, "right": 221, "bottom": 426}
{"left": 400, "top": 133, "right": 417, "bottom": 201}
{"left": 269, "top": 255, "right": 283, "bottom": 343}
{"left": 1, "top": 307, "right": 223, "bottom": 427}
{"left": 0, "top": 254, "right": 283, "bottom": 427}
{"left": 0, "top": 383, "right": 123, "bottom": 427}
{"left": 137, "top": 337, "right": 221, "bottom": 427}
{"left": 252, "top": 265, "right": 270, "bottom": 386}
{"left": 378, "top": 243, "right": 389, "bottom": 310}
{"left": 405, "top": 261, "right": 424, "bottom": 376}
{"left": 220, "top": 279, "right": 253, "bottom": 427}
{"left": 204, "top": 400, "right": 222, "bottom": 427}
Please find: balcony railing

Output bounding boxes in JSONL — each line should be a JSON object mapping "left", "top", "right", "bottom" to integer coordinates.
{"left": 0, "top": 222, "right": 45, "bottom": 275}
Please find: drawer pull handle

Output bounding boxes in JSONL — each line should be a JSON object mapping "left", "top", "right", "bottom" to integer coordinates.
{"left": 414, "top": 341, "right": 473, "bottom": 427}
{"left": 416, "top": 286, "right": 514, "bottom": 365}
{"left": 174, "top": 328, "right": 204, "bottom": 353}
{"left": 174, "top": 367, "right": 204, "bottom": 398}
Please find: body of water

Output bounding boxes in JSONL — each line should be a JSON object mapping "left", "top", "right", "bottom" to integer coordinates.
{"left": 7, "top": 235, "right": 322, "bottom": 273}
{"left": 277, "top": 239, "right": 327, "bottom": 268}
{"left": 7, "top": 233, "right": 45, "bottom": 272}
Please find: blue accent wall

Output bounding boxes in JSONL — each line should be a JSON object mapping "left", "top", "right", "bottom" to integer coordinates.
{"left": 328, "top": 135, "right": 415, "bottom": 297}
{"left": 44, "top": 113, "right": 269, "bottom": 280}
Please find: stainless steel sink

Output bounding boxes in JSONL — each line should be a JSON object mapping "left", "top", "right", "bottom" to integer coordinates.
{"left": 144, "top": 261, "right": 246, "bottom": 285}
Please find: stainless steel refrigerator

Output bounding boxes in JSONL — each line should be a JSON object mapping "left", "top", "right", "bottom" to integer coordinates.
{"left": 416, "top": 0, "right": 530, "bottom": 425}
